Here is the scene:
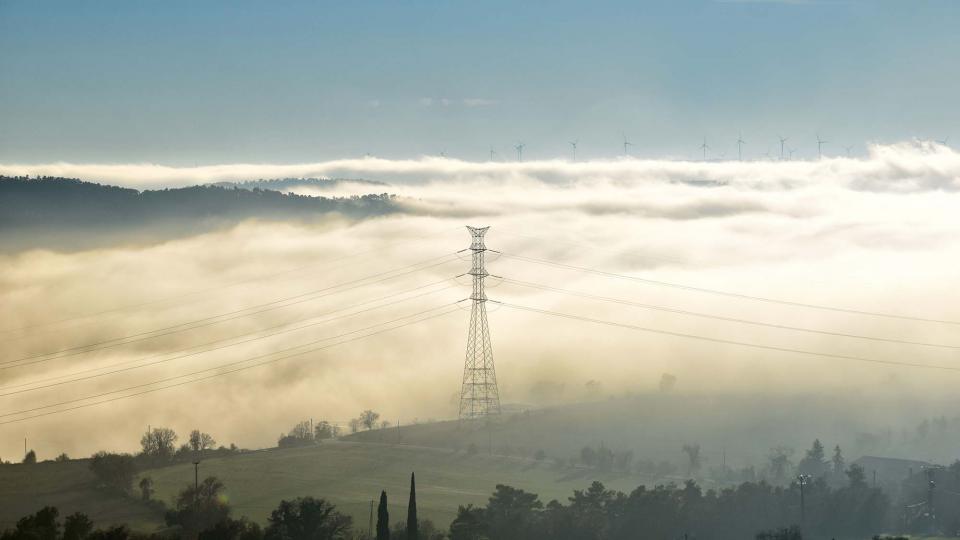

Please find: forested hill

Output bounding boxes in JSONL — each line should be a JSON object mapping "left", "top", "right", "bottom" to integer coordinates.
{"left": 207, "top": 177, "right": 388, "bottom": 192}
{"left": 0, "top": 176, "right": 398, "bottom": 251}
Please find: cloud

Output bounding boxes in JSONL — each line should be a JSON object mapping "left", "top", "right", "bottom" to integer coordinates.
{"left": 462, "top": 98, "right": 499, "bottom": 107}
{"left": 417, "top": 97, "right": 499, "bottom": 108}
{"left": 1, "top": 140, "right": 957, "bottom": 192}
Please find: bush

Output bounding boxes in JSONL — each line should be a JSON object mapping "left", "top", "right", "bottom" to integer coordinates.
{"left": 89, "top": 452, "right": 137, "bottom": 492}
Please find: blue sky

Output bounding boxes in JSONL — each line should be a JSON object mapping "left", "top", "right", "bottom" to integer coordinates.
{"left": 1, "top": 0, "right": 958, "bottom": 164}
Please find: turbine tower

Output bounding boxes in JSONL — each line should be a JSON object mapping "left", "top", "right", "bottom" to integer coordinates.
{"left": 489, "top": 146, "right": 496, "bottom": 161}
{"left": 515, "top": 143, "right": 525, "bottom": 162}
{"left": 737, "top": 132, "right": 746, "bottom": 161}
{"left": 843, "top": 145, "right": 853, "bottom": 157}
{"left": 817, "top": 134, "right": 828, "bottom": 159}
{"left": 622, "top": 134, "right": 633, "bottom": 156}
{"left": 700, "top": 137, "right": 709, "bottom": 161}
{"left": 569, "top": 140, "right": 578, "bottom": 161}
{"left": 778, "top": 135, "right": 789, "bottom": 160}
{"left": 458, "top": 226, "right": 501, "bottom": 420}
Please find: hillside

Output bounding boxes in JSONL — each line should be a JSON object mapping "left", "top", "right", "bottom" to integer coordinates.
{"left": 141, "top": 441, "right": 643, "bottom": 531}
{"left": 343, "top": 393, "right": 954, "bottom": 471}
{"left": 0, "top": 460, "right": 165, "bottom": 532}
{"left": 0, "top": 176, "right": 398, "bottom": 251}
{"left": 208, "top": 177, "right": 388, "bottom": 192}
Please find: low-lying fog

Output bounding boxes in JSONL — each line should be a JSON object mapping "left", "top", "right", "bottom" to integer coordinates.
{"left": 3, "top": 140, "right": 960, "bottom": 465}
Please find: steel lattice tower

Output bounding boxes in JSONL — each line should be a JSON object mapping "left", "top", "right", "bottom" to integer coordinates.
{"left": 458, "top": 226, "right": 502, "bottom": 419}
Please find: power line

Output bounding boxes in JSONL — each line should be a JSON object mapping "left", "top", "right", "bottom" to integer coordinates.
{"left": 0, "top": 302, "right": 461, "bottom": 424}
{"left": 0, "top": 277, "right": 454, "bottom": 392}
{"left": 494, "top": 300, "right": 960, "bottom": 373}
{"left": 0, "top": 227, "right": 461, "bottom": 336}
{"left": 2, "top": 253, "right": 459, "bottom": 368}
{"left": 0, "top": 280, "right": 456, "bottom": 397}
{"left": 499, "top": 252, "right": 960, "bottom": 326}
{"left": 502, "top": 277, "right": 960, "bottom": 350}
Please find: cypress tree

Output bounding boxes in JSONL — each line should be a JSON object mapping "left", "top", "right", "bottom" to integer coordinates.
{"left": 376, "top": 490, "right": 390, "bottom": 540}
{"left": 406, "top": 472, "right": 419, "bottom": 540}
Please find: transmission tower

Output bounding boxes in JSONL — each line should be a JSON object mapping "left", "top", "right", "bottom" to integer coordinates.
{"left": 458, "top": 226, "right": 502, "bottom": 419}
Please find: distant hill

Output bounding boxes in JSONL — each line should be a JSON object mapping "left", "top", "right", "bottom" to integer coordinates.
{"left": 207, "top": 177, "right": 388, "bottom": 193}
{"left": 0, "top": 176, "right": 398, "bottom": 251}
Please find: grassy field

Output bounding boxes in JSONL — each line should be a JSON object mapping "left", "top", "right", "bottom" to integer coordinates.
{"left": 0, "top": 459, "right": 164, "bottom": 532}
{"left": 141, "top": 440, "right": 643, "bottom": 531}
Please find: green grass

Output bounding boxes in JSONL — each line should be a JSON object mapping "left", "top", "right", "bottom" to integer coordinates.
{"left": 0, "top": 460, "right": 165, "bottom": 532}
{"left": 141, "top": 441, "right": 642, "bottom": 531}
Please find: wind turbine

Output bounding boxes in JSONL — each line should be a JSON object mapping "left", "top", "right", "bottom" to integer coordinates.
{"left": 700, "top": 137, "right": 709, "bottom": 161}
{"left": 937, "top": 136, "right": 950, "bottom": 146}
{"left": 515, "top": 143, "right": 525, "bottom": 162}
{"left": 622, "top": 134, "right": 633, "bottom": 156}
{"left": 778, "top": 135, "right": 789, "bottom": 160}
{"left": 843, "top": 145, "right": 853, "bottom": 157}
{"left": 737, "top": 132, "right": 746, "bottom": 161}
{"left": 569, "top": 140, "right": 578, "bottom": 161}
{"left": 788, "top": 147, "right": 797, "bottom": 160}
{"left": 816, "top": 134, "right": 828, "bottom": 159}
{"left": 489, "top": 146, "right": 496, "bottom": 161}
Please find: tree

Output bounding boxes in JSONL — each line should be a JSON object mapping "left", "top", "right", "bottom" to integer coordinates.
{"left": 846, "top": 464, "right": 867, "bottom": 489}
{"left": 448, "top": 505, "right": 485, "bottom": 540}
{"left": 376, "top": 491, "right": 390, "bottom": 540}
{"left": 407, "top": 473, "right": 418, "bottom": 540}
{"left": 279, "top": 420, "right": 320, "bottom": 448}
{"left": 756, "top": 526, "right": 802, "bottom": 540}
{"left": 832, "top": 445, "right": 845, "bottom": 475}
{"left": 22, "top": 450, "right": 36, "bottom": 464}
{"left": 483, "top": 484, "right": 542, "bottom": 540}
{"left": 140, "top": 427, "right": 178, "bottom": 460}
{"left": 264, "top": 497, "right": 351, "bottom": 540}
{"left": 288, "top": 421, "right": 313, "bottom": 441}
{"left": 55, "top": 453, "right": 70, "bottom": 462}
{"left": 3, "top": 506, "right": 59, "bottom": 540}
{"left": 380, "top": 420, "right": 392, "bottom": 431}
{"left": 682, "top": 443, "right": 702, "bottom": 476}
{"left": 798, "top": 439, "right": 827, "bottom": 477}
{"left": 314, "top": 421, "right": 337, "bottom": 440}
{"left": 198, "top": 517, "right": 263, "bottom": 540}
{"left": 166, "top": 476, "right": 231, "bottom": 537}
{"left": 139, "top": 477, "right": 154, "bottom": 501}
{"left": 580, "top": 446, "right": 597, "bottom": 467}
{"left": 190, "top": 430, "right": 217, "bottom": 452}
{"left": 361, "top": 410, "right": 381, "bottom": 431}
{"left": 767, "top": 446, "right": 794, "bottom": 483}
{"left": 89, "top": 452, "right": 137, "bottom": 492}
{"left": 63, "top": 513, "right": 94, "bottom": 540}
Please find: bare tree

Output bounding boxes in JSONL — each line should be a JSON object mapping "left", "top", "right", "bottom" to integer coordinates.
{"left": 189, "top": 430, "right": 216, "bottom": 452}
{"left": 682, "top": 443, "right": 702, "bottom": 476}
{"left": 360, "top": 410, "right": 381, "bottom": 431}
{"left": 140, "top": 428, "right": 178, "bottom": 460}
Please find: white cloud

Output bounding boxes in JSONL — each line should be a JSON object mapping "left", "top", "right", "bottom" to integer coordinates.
{"left": 462, "top": 98, "right": 499, "bottom": 107}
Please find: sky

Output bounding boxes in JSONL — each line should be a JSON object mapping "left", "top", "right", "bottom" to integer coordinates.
{"left": 1, "top": 0, "right": 959, "bottom": 165}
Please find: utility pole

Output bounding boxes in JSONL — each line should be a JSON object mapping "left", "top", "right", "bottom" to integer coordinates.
{"left": 368, "top": 499, "right": 374, "bottom": 540}
{"left": 925, "top": 466, "right": 939, "bottom": 534}
{"left": 193, "top": 461, "right": 200, "bottom": 492}
{"left": 458, "top": 226, "right": 501, "bottom": 419}
{"left": 797, "top": 474, "right": 811, "bottom": 530}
